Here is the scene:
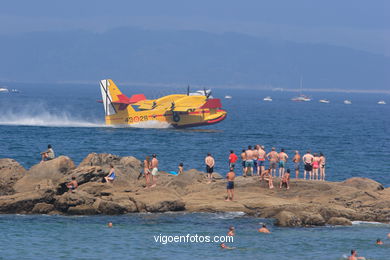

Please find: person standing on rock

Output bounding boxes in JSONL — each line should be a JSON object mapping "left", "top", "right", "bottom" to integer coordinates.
{"left": 278, "top": 148, "right": 288, "bottom": 178}
{"left": 257, "top": 145, "right": 266, "bottom": 176}
{"left": 150, "top": 154, "right": 159, "bottom": 188}
{"left": 266, "top": 147, "right": 278, "bottom": 177}
{"left": 312, "top": 153, "right": 320, "bottom": 180}
{"left": 40, "top": 144, "right": 55, "bottom": 162}
{"left": 244, "top": 146, "right": 254, "bottom": 177}
{"left": 319, "top": 152, "right": 326, "bottom": 181}
{"left": 240, "top": 149, "right": 246, "bottom": 176}
{"left": 292, "top": 151, "right": 301, "bottom": 179}
{"left": 225, "top": 167, "right": 235, "bottom": 201}
{"left": 143, "top": 156, "right": 151, "bottom": 189}
{"left": 228, "top": 150, "right": 238, "bottom": 170}
{"left": 252, "top": 146, "right": 259, "bottom": 175}
{"left": 205, "top": 153, "right": 215, "bottom": 184}
{"left": 302, "top": 151, "right": 314, "bottom": 180}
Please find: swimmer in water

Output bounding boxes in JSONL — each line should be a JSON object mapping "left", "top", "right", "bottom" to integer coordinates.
{"left": 258, "top": 224, "right": 271, "bottom": 233}
{"left": 107, "top": 222, "right": 113, "bottom": 228}
{"left": 376, "top": 239, "right": 383, "bottom": 245}
{"left": 220, "top": 243, "right": 234, "bottom": 250}
{"left": 227, "top": 226, "right": 235, "bottom": 236}
{"left": 348, "top": 250, "right": 366, "bottom": 260}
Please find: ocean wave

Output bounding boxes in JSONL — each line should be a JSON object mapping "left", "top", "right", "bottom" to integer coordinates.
{"left": 351, "top": 221, "right": 390, "bottom": 226}
{"left": 208, "top": 212, "right": 246, "bottom": 219}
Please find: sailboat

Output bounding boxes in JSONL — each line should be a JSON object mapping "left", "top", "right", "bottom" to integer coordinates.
{"left": 319, "top": 99, "right": 330, "bottom": 104}
{"left": 344, "top": 100, "right": 352, "bottom": 105}
{"left": 291, "top": 78, "right": 311, "bottom": 102}
{"left": 263, "top": 96, "right": 273, "bottom": 102}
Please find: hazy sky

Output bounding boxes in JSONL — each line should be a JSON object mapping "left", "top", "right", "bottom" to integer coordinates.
{"left": 1, "top": 0, "right": 389, "bottom": 55}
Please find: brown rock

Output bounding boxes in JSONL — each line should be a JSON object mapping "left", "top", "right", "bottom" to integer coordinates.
{"left": 275, "top": 211, "right": 302, "bottom": 227}
{"left": 327, "top": 217, "right": 352, "bottom": 226}
{"left": 342, "top": 177, "right": 384, "bottom": 191}
{"left": 0, "top": 191, "right": 54, "bottom": 213}
{"left": 0, "top": 159, "right": 26, "bottom": 195}
{"left": 31, "top": 203, "right": 55, "bottom": 214}
{"left": 67, "top": 205, "right": 98, "bottom": 215}
{"left": 13, "top": 156, "right": 75, "bottom": 193}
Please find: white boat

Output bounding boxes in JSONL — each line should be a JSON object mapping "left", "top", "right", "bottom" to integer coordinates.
{"left": 319, "top": 99, "right": 330, "bottom": 104}
{"left": 0, "top": 87, "right": 9, "bottom": 93}
{"left": 377, "top": 100, "right": 386, "bottom": 105}
{"left": 292, "top": 95, "right": 311, "bottom": 102}
{"left": 224, "top": 95, "right": 232, "bottom": 99}
{"left": 291, "top": 77, "right": 311, "bottom": 102}
{"left": 344, "top": 100, "right": 352, "bottom": 105}
{"left": 263, "top": 96, "right": 273, "bottom": 102}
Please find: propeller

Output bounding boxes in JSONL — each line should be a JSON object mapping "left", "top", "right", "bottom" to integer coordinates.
{"left": 170, "top": 102, "right": 175, "bottom": 110}
{"left": 187, "top": 85, "right": 190, "bottom": 96}
{"left": 204, "top": 88, "right": 212, "bottom": 99}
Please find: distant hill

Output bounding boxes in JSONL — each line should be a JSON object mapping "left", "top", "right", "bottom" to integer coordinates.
{"left": 0, "top": 27, "right": 388, "bottom": 90}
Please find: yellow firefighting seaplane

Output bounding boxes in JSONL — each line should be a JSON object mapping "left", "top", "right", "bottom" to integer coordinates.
{"left": 99, "top": 79, "right": 227, "bottom": 128}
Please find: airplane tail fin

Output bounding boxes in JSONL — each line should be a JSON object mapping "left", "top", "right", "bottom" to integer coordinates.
{"left": 100, "top": 79, "right": 118, "bottom": 116}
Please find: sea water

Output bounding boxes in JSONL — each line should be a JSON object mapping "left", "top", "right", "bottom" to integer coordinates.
{"left": 0, "top": 83, "right": 389, "bottom": 259}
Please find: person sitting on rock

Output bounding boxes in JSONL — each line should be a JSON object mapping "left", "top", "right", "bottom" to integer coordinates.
{"left": 40, "top": 144, "right": 55, "bottom": 162}
{"left": 261, "top": 169, "right": 274, "bottom": 189}
{"left": 279, "top": 169, "right": 291, "bottom": 190}
{"left": 104, "top": 165, "right": 116, "bottom": 183}
{"left": 66, "top": 176, "right": 78, "bottom": 192}
{"left": 258, "top": 224, "right": 271, "bottom": 233}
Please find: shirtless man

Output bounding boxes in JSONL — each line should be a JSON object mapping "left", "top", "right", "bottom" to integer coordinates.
{"left": 252, "top": 146, "right": 259, "bottom": 176}
{"left": 257, "top": 145, "right": 266, "bottom": 176}
{"left": 260, "top": 168, "right": 274, "bottom": 189}
{"left": 240, "top": 149, "right": 246, "bottom": 176}
{"left": 226, "top": 167, "right": 235, "bottom": 201}
{"left": 302, "top": 151, "right": 314, "bottom": 180}
{"left": 205, "top": 153, "right": 215, "bottom": 184}
{"left": 66, "top": 176, "right": 78, "bottom": 192}
{"left": 319, "top": 152, "right": 326, "bottom": 181}
{"left": 278, "top": 149, "right": 288, "bottom": 178}
{"left": 143, "top": 156, "right": 151, "bottom": 189}
{"left": 266, "top": 147, "right": 279, "bottom": 177}
{"left": 279, "top": 169, "right": 290, "bottom": 190}
{"left": 258, "top": 224, "right": 271, "bottom": 233}
{"left": 348, "top": 250, "right": 366, "bottom": 260}
{"left": 292, "top": 151, "right": 301, "bottom": 179}
{"left": 244, "top": 146, "right": 254, "bottom": 177}
{"left": 150, "top": 154, "right": 159, "bottom": 188}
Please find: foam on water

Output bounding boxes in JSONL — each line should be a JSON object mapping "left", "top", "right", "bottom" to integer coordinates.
{"left": 128, "top": 120, "right": 173, "bottom": 129}
{"left": 0, "top": 111, "right": 105, "bottom": 127}
{"left": 351, "top": 221, "right": 390, "bottom": 226}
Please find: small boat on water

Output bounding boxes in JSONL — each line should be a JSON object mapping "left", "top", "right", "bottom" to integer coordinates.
{"left": 291, "top": 95, "right": 311, "bottom": 102}
{"left": 10, "top": 89, "right": 20, "bottom": 93}
{"left": 344, "top": 100, "right": 352, "bottom": 105}
{"left": 0, "top": 87, "right": 9, "bottom": 93}
{"left": 377, "top": 100, "right": 386, "bottom": 105}
{"left": 319, "top": 99, "right": 330, "bottom": 104}
{"left": 291, "top": 77, "right": 311, "bottom": 102}
{"left": 224, "top": 95, "right": 232, "bottom": 99}
{"left": 263, "top": 96, "right": 272, "bottom": 102}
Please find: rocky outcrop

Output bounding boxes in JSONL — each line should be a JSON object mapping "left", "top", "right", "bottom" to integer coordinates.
{"left": 0, "top": 159, "right": 26, "bottom": 195}
{"left": 0, "top": 154, "right": 389, "bottom": 227}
